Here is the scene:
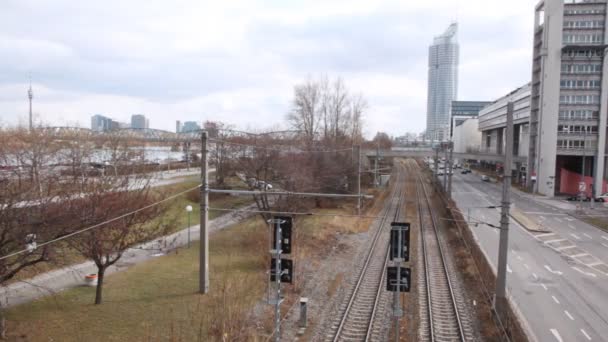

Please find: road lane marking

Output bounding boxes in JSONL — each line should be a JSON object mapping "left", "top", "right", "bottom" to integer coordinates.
{"left": 572, "top": 267, "right": 597, "bottom": 278}
{"left": 550, "top": 329, "right": 564, "bottom": 342}
{"left": 524, "top": 212, "right": 566, "bottom": 216}
{"left": 532, "top": 273, "right": 538, "bottom": 280}
{"left": 555, "top": 217, "right": 563, "bottom": 223}
{"left": 536, "top": 232, "right": 556, "bottom": 238}
{"left": 552, "top": 295, "right": 560, "bottom": 304}
{"left": 556, "top": 245, "right": 577, "bottom": 251}
{"left": 524, "top": 263, "right": 530, "bottom": 270}
{"left": 565, "top": 217, "right": 575, "bottom": 221}
{"left": 541, "top": 283, "right": 548, "bottom": 290}
{"left": 587, "top": 261, "right": 603, "bottom": 267}
{"left": 540, "top": 215, "right": 546, "bottom": 220}
{"left": 565, "top": 310, "right": 574, "bottom": 320}
{"left": 583, "top": 233, "right": 592, "bottom": 239}
{"left": 602, "top": 236, "right": 608, "bottom": 241}
{"left": 544, "top": 265, "right": 563, "bottom": 275}
{"left": 568, "top": 224, "right": 577, "bottom": 230}
{"left": 517, "top": 255, "right": 523, "bottom": 261}
{"left": 544, "top": 238, "right": 567, "bottom": 244}
{"left": 507, "top": 264, "right": 512, "bottom": 273}
{"left": 571, "top": 233, "right": 581, "bottom": 240}
{"left": 602, "top": 243, "right": 608, "bottom": 248}
{"left": 511, "top": 249, "right": 518, "bottom": 254}
{"left": 570, "top": 253, "right": 589, "bottom": 258}
{"left": 581, "top": 329, "right": 592, "bottom": 340}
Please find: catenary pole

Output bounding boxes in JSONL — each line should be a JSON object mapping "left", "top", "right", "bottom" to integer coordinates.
{"left": 356, "top": 145, "right": 361, "bottom": 215}
{"left": 448, "top": 142, "right": 453, "bottom": 198}
{"left": 200, "top": 131, "right": 209, "bottom": 294}
{"left": 494, "top": 101, "right": 513, "bottom": 314}
{"left": 443, "top": 144, "right": 448, "bottom": 192}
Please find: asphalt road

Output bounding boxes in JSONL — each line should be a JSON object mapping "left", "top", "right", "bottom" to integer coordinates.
{"left": 442, "top": 171, "right": 608, "bottom": 342}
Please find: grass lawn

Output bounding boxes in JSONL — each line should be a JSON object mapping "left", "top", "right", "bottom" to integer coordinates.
{"left": 6, "top": 186, "right": 386, "bottom": 341}
{"left": 7, "top": 218, "right": 268, "bottom": 342}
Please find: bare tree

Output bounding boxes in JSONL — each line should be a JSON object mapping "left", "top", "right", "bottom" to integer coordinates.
{"left": 67, "top": 183, "right": 169, "bottom": 304}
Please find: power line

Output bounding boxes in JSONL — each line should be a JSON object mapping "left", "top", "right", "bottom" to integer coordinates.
{"left": 208, "top": 206, "right": 382, "bottom": 219}
{"left": 209, "top": 138, "right": 354, "bottom": 153}
{"left": 0, "top": 184, "right": 202, "bottom": 261}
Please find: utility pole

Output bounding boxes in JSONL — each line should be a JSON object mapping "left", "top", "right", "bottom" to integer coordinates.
{"left": 374, "top": 143, "right": 379, "bottom": 187}
{"left": 200, "top": 131, "right": 209, "bottom": 294}
{"left": 494, "top": 102, "right": 514, "bottom": 315}
{"left": 580, "top": 127, "right": 587, "bottom": 209}
{"left": 356, "top": 145, "right": 361, "bottom": 215}
{"left": 434, "top": 148, "right": 439, "bottom": 186}
{"left": 443, "top": 143, "right": 448, "bottom": 192}
{"left": 447, "top": 142, "right": 453, "bottom": 198}
{"left": 28, "top": 80, "right": 33, "bottom": 131}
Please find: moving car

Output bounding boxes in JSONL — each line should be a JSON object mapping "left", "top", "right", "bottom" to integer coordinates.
{"left": 461, "top": 168, "right": 471, "bottom": 174}
{"left": 481, "top": 175, "right": 490, "bottom": 182}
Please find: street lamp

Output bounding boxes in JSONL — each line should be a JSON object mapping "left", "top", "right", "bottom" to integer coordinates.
{"left": 186, "top": 205, "right": 193, "bottom": 248}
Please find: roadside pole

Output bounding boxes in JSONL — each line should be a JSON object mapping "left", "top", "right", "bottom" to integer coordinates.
{"left": 434, "top": 148, "right": 439, "bottom": 186}
{"left": 443, "top": 144, "right": 448, "bottom": 192}
{"left": 200, "top": 131, "right": 209, "bottom": 294}
{"left": 356, "top": 145, "right": 361, "bottom": 215}
{"left": 374, "top": 143, "right": 379, "bottom": 187}
{"left": 447, "top": 142, "right": 453, "bottom": 199}
{"left": 494, "top": 102, "right": 513, "bottom": 315}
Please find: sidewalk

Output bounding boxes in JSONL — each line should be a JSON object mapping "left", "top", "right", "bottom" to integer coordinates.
{"left": 0, "top": 203, "right": 256, "bottom": 308}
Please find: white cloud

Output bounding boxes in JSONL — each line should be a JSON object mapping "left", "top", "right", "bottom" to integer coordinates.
{"left": 0, "top": 0, "right": 536, "bottom": 137}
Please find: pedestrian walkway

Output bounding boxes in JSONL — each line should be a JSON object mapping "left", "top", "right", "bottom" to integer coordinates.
{"left": 0, "top": 203, "right": 256, "bottom": 308}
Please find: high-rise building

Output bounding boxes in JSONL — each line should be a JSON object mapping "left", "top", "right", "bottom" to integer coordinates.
{"left": 91, "top": 114, "right": 112, "bottom": 132}
{"left": 176, "top": 120, "right": 182, "bottom": 133}
{"left": 426, "top": 23, "right": 459, "bottom": 141}
{"left": 182, "top": 121, "right": 201, "bottom": 132}
{"left": 131, "top": 114, "right": 147, "bottom": 129}
{"left": 528, "top": 0, "right": 608, "bottom": 197}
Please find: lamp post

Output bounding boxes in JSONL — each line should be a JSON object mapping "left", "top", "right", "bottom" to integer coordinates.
{"left": 186, "top": 205, "right": 193, "bottom": 248}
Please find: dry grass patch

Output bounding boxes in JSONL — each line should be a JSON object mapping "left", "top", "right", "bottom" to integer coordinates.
{"left": 6, "top": 218, "right": 267, "bottom": 342}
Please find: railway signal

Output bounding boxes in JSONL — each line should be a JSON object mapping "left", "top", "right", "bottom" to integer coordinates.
{"left": 270, "top": 258, "right": 293, "bottom": 283}
{"left": 272, "top": 216, "right": 292, "bottom": 254}
{"left": 389, "top": 222, "right": 410, "bottom": 262}
{"left": 386, "top": 267, "right": 411, "bottom": 292}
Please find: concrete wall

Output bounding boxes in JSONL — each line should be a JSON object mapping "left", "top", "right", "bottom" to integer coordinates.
{"left": 452, "top": 118, "right": 481, "bottom": 153}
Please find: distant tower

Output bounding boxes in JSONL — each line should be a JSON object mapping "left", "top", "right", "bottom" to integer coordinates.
{"left": 28, "top": 80, "right": 33, "bottom": 131}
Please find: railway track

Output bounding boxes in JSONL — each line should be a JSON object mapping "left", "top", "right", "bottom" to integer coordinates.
{"left": 416, "top": 169, "right": 472, "bottom": 342}
{"left": 324, "top": 168, "right": 405, "bottom": 342}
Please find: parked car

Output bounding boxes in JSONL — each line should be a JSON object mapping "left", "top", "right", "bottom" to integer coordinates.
{"left": 567, "top": 195, "right": 591, "bottom": 202}
{"left": 595, "top": 192, "right": 608, "bottom": 202}
{"left": 481, "top": 175, "right": 490, "bottom": 182}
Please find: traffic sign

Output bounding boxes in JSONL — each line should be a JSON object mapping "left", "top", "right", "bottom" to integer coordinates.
{"left": 579, "top": 182, "right": 586, "bottom": 192}
{"left": 390, "top": 222, "right": 410, "bottom": 262}
{"left": 386, "top": 267, "right": 411, "bottom": 292}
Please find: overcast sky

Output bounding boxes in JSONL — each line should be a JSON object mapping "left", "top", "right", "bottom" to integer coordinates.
{"left": 0, "top": 0, "right": 535, "bottom": 137}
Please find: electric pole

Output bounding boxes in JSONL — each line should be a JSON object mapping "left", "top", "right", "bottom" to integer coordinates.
{"left": 447, "top": 142, "right": 453, "bottom": 198}
{"left": 28, "top": 80, "right": 33, "bottom": 131}
{"left": 200, "top": 131, "right": 209, "bottom": 294}
{"left": 434, "top": 147, "right": 439, "bottom": 186}
{"left": 374, "top": 143, "right": 379, "bottom": 187}
{"left": 443, "top": 143, "right": 448, "bottom": 192}
{"left": 495, "top": 101, "right": 514, "bottom": 315}
{"left": 356, "top": 145, "right": 361, "bottom": 215}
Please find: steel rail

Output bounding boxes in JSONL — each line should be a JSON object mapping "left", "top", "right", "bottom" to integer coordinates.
{"left": 417, "top": 172, "right": 466, "bottom": 341}
{"left": 330, "top": 169, "right": 404, "bottom": 342}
